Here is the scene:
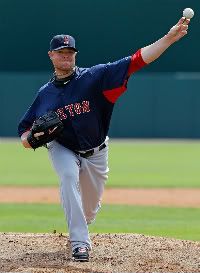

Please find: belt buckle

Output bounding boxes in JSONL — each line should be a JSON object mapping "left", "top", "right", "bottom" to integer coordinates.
{"left": 77, "top": 143, "right": 106, "bottom": 158}
{"left": 85, "top": 150, "right": 94, "bottom": 157}
{"left": 80, "top": 149, "right": 94, "bottom": 158}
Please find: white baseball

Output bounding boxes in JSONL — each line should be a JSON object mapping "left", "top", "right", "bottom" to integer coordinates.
{"left": 183, "top": 8, "right": 194, "bottom": 19}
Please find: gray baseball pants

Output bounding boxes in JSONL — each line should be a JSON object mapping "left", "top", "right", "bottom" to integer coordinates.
{"left": 47, "top": 138, "right": 109, "bottom": 251}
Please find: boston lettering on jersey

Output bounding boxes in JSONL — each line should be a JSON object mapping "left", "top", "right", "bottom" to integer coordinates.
{"left": 18, "top": 49, "right": 146, "bottom": 151}
{"left": 57, "top": 101, "right": 90, "bottom": 120}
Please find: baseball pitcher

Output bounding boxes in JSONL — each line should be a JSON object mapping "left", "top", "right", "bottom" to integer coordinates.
{"left": 18, "top": 17, "right": 190, "bottom": 262}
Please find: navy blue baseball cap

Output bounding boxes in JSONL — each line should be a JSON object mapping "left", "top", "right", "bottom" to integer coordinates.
{"left": 50, "top": 34, "right": 78, "bottom": 52}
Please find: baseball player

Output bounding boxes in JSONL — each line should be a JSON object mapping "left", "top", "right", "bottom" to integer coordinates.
{"left": 18, "top": 17, "right": 190, "bottom": 262}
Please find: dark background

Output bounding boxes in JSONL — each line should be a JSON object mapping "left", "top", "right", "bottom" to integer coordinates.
{"left": 0, "top": 0, "right": 199, "bottom": 137}
{"left": 0, "top": 0, "right": 198, "bottom": 72}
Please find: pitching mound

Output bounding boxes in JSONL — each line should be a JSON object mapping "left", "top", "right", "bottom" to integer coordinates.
{"left": 0, "top": 233, "right": 199, "bottom": 273}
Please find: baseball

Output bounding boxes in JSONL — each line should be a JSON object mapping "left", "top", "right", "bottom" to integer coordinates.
{"left": 183, "top": 8, "right": 194, "bottom": 19}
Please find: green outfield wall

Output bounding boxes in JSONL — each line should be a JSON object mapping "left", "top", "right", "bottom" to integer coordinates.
{"left": 1, "top": 72, "right": 200, "bottom": 138}
{"left": 0, "top": 0, "right": 199, "bottom": 72}
{"left": 1, "top": 0, "right": 199, "bottom": 138}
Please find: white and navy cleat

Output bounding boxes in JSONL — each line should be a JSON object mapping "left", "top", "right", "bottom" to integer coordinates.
{"left": 72, "top": 247, "right": 89, "bottom": 262}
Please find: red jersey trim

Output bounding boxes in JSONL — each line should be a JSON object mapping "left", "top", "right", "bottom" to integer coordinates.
{"left": 127, "top": 49, "right": 147, "bottom": 76}
{"left": 103, "top": 49, "right": 147, "bottom": 103}
{"left": 103, "top": 85, "right": 127, "bottom": 103}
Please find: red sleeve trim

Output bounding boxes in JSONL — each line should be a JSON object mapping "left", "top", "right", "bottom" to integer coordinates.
{"left": 103, "top": 50, "right": 147, "bottom": 104}
{"left": 127, "top": 49, "right": 147, "bottom": 76}
{"left": 103, "top": 84, "right": 127, "bottom": 104}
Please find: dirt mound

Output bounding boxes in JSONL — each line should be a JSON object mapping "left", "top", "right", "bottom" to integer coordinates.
{"left": 0, "top": 233, "right": 199, "bottom": 273}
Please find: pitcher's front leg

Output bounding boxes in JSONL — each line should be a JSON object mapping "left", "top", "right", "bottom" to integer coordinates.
{"left": 48, "top": 141, "right": 91, "bottom": 251}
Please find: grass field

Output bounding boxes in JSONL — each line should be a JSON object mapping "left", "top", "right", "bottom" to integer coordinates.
{"left": 0, "top": 203, "right": 199, "bottom": 241}
{"left": 1, "top": 140, "right": 200, "bottom": 187}
{"left": 1, "top": 140, "right": 199, "bottom": 241}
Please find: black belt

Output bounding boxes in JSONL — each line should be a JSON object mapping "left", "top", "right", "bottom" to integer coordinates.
{"left": 75, "top": 143, "right": 106, "bottom": 158}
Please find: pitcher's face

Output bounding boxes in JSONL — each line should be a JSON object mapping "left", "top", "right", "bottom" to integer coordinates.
{"left": 48, "top": 48, "right": 77, "bottom": 72}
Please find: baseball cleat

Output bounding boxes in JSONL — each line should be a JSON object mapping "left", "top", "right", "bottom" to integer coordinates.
{"left": 72, "top": 247, "right": 89, "bottom": 262}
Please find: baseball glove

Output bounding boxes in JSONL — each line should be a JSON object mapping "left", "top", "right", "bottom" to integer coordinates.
{"left": 27, "top": 111, "right": 64, "bottom": 149}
